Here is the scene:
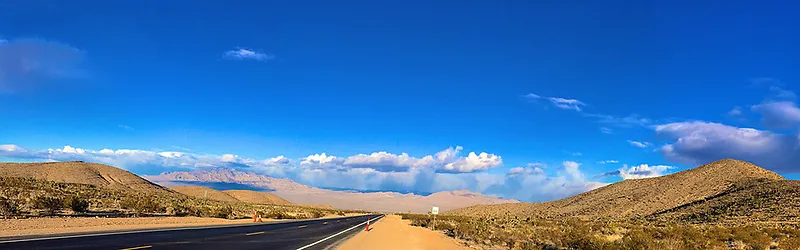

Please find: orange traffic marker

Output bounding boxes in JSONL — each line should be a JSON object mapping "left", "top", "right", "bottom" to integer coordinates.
{"left": 364, "top": 217, "right": 370, "bottom": 231}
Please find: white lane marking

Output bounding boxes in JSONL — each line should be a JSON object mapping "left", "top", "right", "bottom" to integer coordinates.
{"left": 296, "top": 215, "right": 384, "bottom": 250}
{"left": 0, "top": 215, "right": 372, "bottom": 244}
{"left": 119, "top": 245, "right": 152, "bottom": 250}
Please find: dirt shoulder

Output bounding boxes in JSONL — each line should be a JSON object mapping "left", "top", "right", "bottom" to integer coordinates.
{"left": 0, "top": 216, "right": 259, "bottom": 238}
{"left": 336, "top": 214, "right": 470, "bottom": 250}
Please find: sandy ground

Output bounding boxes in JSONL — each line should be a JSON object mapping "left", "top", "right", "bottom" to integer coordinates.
{"left": 0, "top": 217, "right": 259, "bottom": 237}
{"left": 337, "top": 215, "right": 470, "bottom": 250}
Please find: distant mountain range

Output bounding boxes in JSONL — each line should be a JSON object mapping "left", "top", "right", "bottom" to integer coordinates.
{"left": 446, "top": 159, "right": 800, "bottom": 223}
{"left": 144, "top": 168, "right": 519, "bottom": 213}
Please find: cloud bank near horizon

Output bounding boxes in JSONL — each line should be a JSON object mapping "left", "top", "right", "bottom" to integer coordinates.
{"left": 0, "top": 144, "right": 608, "bottom": 202}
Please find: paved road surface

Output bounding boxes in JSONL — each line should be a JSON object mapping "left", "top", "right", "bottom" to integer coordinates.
{"left": 0, "top": 214, "right": 384, "bottom": 250}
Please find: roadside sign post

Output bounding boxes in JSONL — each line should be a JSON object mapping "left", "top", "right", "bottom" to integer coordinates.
{"left": 431, "top": 206, "right": 439, "bottom": 231}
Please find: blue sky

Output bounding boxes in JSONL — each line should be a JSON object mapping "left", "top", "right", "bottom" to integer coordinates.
{"left": 1, "top": 1, "right": 798, "bottom": 201}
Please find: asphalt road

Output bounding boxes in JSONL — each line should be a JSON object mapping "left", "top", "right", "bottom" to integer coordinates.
{"left": 0, "top": 214, "right": 384, "bottom": 250}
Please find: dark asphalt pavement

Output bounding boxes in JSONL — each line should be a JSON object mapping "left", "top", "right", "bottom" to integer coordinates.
{"left": 0, "top": 214, "right": 384, "bottom": 250}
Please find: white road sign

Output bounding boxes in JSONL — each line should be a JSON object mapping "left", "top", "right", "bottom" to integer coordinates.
{"left": 431, "top": 206, "right": 439, "bottom": 215}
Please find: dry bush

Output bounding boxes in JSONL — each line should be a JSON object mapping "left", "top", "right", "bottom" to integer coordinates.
{"left": 399, "top": 213, "right": 800, "bottom": 250}
{"left": 33, "top": 196, "right": 64, "bottom": 214}
{"left": 68, "top": 196, "right": 90, "bottom": 212}
{"left": 120, "top": 196, "right": 162, "bottom": 213}
{"left": 0, "top": 197, "right": 18, "bottom": 217}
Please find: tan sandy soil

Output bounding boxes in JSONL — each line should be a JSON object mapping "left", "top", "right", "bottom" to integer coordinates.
{"left": 337, "top": 215, "right": 470, "bottom": 250}
{"left": 0, "top": 217, "right": 260, "bottom": 238}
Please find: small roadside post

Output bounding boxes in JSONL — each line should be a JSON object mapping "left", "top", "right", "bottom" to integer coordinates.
{"left": 431, "top": 206, "right": 439, "bottom": 231}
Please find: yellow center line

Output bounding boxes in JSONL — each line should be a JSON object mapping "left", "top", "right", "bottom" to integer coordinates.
{"left": 245, "top": 231, "right": 265, "bottom": 236}
{"left": 297, "top": 225, "right": 308, "bottom": 229}
{"left": 119, "top": 246, "right": 152, "bottom": 250}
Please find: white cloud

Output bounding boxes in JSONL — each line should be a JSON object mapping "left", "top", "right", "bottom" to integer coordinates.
{"left": 118, "top": 125, "right": 134, "bottom": 130}
{"left": 441, "top": 152, "right": 502, "bottom": 173}
{"left": 301, "top": 153, "right": 341, "bottom": 167}
{"left": 527, "top": 162, "right": 547, "bottom": 168}
{"left": 655, "top": 121, "right": 800, "bottom": 173}
{"left": 598, "top": 160, "right": 619, "bottom": 164}
{"left": 599, "top": 127, "right": 613, "bottom": 134}
{"left": 727, "top": 106, "right": 743, "bottom": 116}
{"left": 171, "top": 146, "right": 191, "bottom": 152}
{"left": 524, "top": 93, "right": 586, "bottom": 111}
{"left": 618, "top": 164, "right": 672, "bottom": 179}
{"left": 751, "top": 101, "right": 800, "bottom": 129}
{"left": 482, "top": 161, "right": 607, "bottom": 201}
{"left": 595, "top": 163, "right": 673, "bottom": 179}
{"left": 223, "top": 48, "right": 274, "bottom": 61}
{"left": 265, "top": 155, "right": 290, "bottom": 165}
{"left": 0, "top": 38, "right": 85, "bottom": 93}
{"left": 627, "top": 140, "right": 651, "bottom": 148}
{"left": 769, "top": 85, "right": 797, "bottom": 100}
{"left": 585, "top": 113, "right": 652, "bottom": 128}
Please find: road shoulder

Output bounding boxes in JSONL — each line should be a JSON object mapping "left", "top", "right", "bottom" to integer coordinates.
{"left": 336, "top": 214, "right": 470, "bottom": 250}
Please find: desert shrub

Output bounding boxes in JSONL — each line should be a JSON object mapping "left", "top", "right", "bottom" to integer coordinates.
{"left": 310, "top": 210, "right": 325, "bottom": 218}
{"left": 33, "top": 196, "right": 64, "bottom": 214}
{"left": 68, "top": 196, "right": 90, "bottom": 212}
{"left": 120, "top": 196, "right": 162, "bottom": 213}
{"left": 731, "top": 226, "right": 772, "bottom": 250}
{"left": 0, "top": 197, "right": 18, "bottom": 217}
{"left": 264, "top": 210, "right": 292, "bottom": 219}
{"left": 619, "top": 228, "right": 658, "bottom": 250}
{"left": 213, "top": 206, "right": 234, "bottom": 219}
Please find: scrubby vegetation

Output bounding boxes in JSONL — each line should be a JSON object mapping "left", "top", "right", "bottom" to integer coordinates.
{"left": 0, "top": 177, "right": 362, "bottom": 220}
{"left": 400, "top": 213, "right": 800, "bottom": 250}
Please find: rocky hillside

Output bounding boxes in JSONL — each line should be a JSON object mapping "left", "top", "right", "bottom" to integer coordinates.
{"left": 169, "top": 186, "right": 240, "bottom": 202}
{"left": 221, "top": 190, "right": 292, "bottom": 205}
{"left": 446, "top": 159, "right": 789, "bottom": 222}
{"left": 170, "top": 186, "right": 293, "bottom": 205}
{"left": 0, "top": 161, "right": 171, "bottom": 193}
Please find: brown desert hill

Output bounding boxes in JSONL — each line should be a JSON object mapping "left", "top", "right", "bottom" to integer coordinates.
{"left": 651, "top": 178, "right": 800, "bottom": 223}
{"left": 0, "top": 161, "right": 171, "bottom": 193}
{"left": 169, "top": 186, "right": 240, "bottom": 202}
{"left": 169, "top": 187, "right": 292, "bottom": 205}
{"left": 446, "top": 159, "right": 786, "bottom": 219}
{"left": 221, "top": 190, "right": 291, "bottom": 205}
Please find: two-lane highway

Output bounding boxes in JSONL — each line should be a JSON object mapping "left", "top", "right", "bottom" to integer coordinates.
{"left": 0, "top": 214, "right": 384, "bottom": 250}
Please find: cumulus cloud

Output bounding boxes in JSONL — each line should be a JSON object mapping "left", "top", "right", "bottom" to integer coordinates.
{"left": 524, "top": 93, "right": 586, "bottom": 111}
{"left": 655, "top": 121, "right": 800, "bottom": 173}
{"left": 310, "top": 146, "right": 501, "bottom": 173}
{"left": 0, "top": 38, "right": 85, "bottom": 93}
{"left": 596, "top": 164, "right": 673, "bottom": 179}
{"left": 527, "top": 162, "right": 547, "bottom": 168}
{"left": 751, "top": 101, "right": 800, "bottom": 129}
{"left": 627, "top": 140, "right": 651, "bottom": 148}
{"left": 441, "top": 152, "right": 502, "bottom": 173}
{"left": 585, "top": 113, "right": 652, "bottom": 128}
{"left": 0, "top": 144, "right": 602, "bottom": 202}
{"left": 223, "top": 48, "right": 274, "bottom": 61}
{"left": 485, "top": 161, "right": 607, "bottom": 202}
{"left": 727, "top": 106, "right": 743, "bottom": 116}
